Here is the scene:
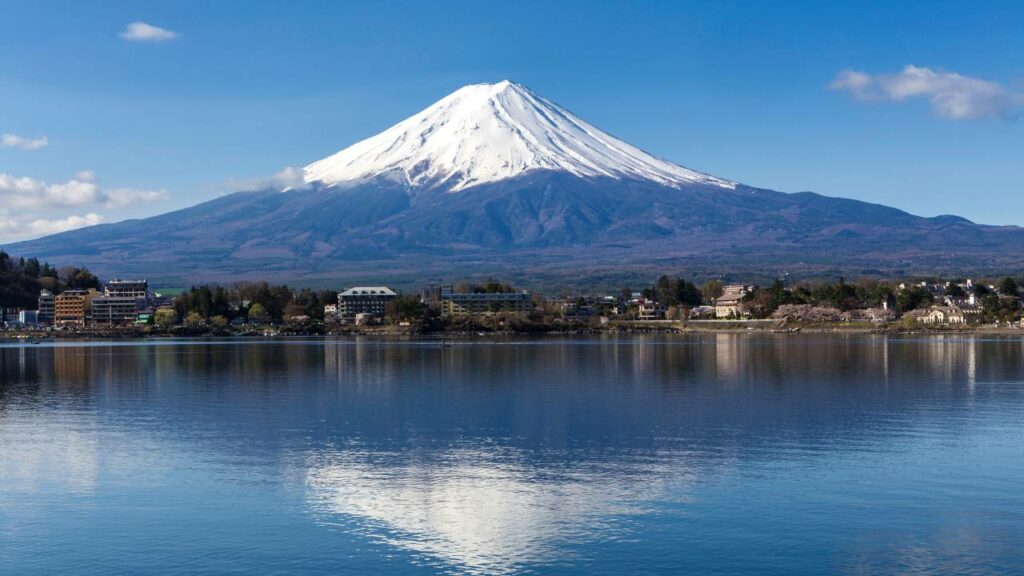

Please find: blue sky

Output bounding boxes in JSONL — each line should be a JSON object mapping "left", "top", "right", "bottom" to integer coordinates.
{"left": 2, "top": 0, "right": 1023, "bottom": 241}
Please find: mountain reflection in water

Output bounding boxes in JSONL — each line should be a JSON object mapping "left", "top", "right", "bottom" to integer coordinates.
{"left": 1, "top": 335, "right": 1023, "bottom": 575}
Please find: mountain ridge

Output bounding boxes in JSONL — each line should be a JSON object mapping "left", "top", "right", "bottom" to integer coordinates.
{"left": 4, "top": 81, "right": 1022, "bottom": 285}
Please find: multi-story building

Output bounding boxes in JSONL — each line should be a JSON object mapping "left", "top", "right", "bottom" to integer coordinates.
{"left": 38, "top": 290, "right": 55, "bottom": 324}
{"left": 18, "top": 310, "right": 39, "bottom": 325}
{"left": 714, "top": 285, "right": 755, "bottom": 318}
{"left": 338, "top": 287, "right": 397, "bottom": 319}
{"left": 105, "top": 279, "right": 148, "bottom": 300}
{"left": 1, "top": 307, "right": 23, "bottom": 324}
{"left": 54, "top": 290, "right": 92, "bottom": 326}
{"left": 440, "top": 285, "right": 532, "bottom": 318}
{"left": 90, "top": 295, "right": 141, "bottom": 325}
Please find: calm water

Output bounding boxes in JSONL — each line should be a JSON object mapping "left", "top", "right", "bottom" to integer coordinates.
{"left": 1, "top": 335, "right": 1023, "bottom": 575}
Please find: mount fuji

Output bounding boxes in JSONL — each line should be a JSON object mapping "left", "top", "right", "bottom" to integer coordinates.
{"left": 5, "top": 81, "right": 1023, "bottom": 285}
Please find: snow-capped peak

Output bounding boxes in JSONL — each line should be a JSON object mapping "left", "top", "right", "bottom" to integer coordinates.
{"left": 304, "top": 80, "right": 735, "bottom": 192}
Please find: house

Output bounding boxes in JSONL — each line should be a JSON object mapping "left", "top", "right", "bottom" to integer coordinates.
{"left": 637, "top": 299, "right": 667, "bottom": 320}
{"left": 714, "top": 285, "right": 754, "bottom": 318}
{"left": 338, "top": 287, "right": 397, "bottom": 320}
{"left": 917, "top": 306, "right": 967, "bottom": 325}
{"left": 440, "top": 285, "right": 532, "bottom": 318}
{"left": 690, "top": 305, "right": 716, "bottom": 318}
{"left": 900, "top": 281, "right": 946, "bottom": 297}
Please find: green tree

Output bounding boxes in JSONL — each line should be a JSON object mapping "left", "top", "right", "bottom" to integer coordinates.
{"left": 645, "top": 275, "right": 703, "bottom": 307}
{"left": 154, "top": 309, "right": 177, "bottom": 330}
{"left": 998, "top": 277, "right": 1019, "bottom": 296}
{"left": 701, "top": 280, "right": 723, "bottom": 301}
{"left": 210, "top": 315, "right": 229, "bottom": 329}
{"left": 60, "top": 266, "right": 100, "bottom": 290}
{"left": 248, "top": 302, "right": 268, "bottom": 323}
{"left": 385, "top": 294, "right": 426, "bottom": 322}
{"left": 283, "top": 302, "right": 306, "bottom": 320}
{"left": 23, "top": 257, "right": 41, "bottom": 278}
{"left": 185, "top": 312, "right": 204, "bottom": 328}
{"left": 618, "top": 287, "right": 633, "bottom": 302}
{"left": 895, "top": 286, "right": 934, "bottom": 313}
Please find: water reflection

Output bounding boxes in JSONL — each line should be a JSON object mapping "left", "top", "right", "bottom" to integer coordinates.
{"left": 1, "top": 336, "right": 1024, "bottom": 575}
{"left": 306, "top": 446, "right": 695, "bottom": 575}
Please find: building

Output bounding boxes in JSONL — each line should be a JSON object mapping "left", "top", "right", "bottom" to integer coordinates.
{"left": 338, "top": 287, "right": 397, "bottom": 319}
{"left": 1, "top": 307, "right": 23, "bottom": 324}
{"left": 690, "top": 305, "right": 716, "bottom": 318}
{"left": 105, "top": 279, "right": 149, "bottom": 300}
{"left": 90, "top": 295, "right": 141, "bottom": 325}
{"left": 38, "top": 290, "right": 55, "bottom": 324}
{"left": 918, "top": 306, "right": 967, "bottom": 325}
{"left": 714, "top": 285, "right": 755, "bottom": 318}
{"left": 637, "top": 299, "right": 667, "bottom": 320}
{"left": 323, "top": 304, "right": 339, "bottom": 320}
{"left": 560, "top": 301, "right": 596, "bottom": 321}
{"left": 440, "top": 285, "right": 532, "bottom": 317}
{"left": 54, "top": 290, "right": 92, "bottom": 326}
{"left": 18, "top": 310, "right": 39, "bottom": 325}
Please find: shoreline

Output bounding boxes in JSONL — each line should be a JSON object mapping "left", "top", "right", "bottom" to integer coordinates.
{"left": 3, "top": 322, "right": 1023, "bottom": 342}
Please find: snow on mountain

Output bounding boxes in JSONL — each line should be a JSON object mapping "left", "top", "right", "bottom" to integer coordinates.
{"left": 304, "top": 80, "right": 735, "bottom": 192}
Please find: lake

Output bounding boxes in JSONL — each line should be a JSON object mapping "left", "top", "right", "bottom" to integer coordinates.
{"left": 2, "top": 335, "right": 1023, "bottom": 575}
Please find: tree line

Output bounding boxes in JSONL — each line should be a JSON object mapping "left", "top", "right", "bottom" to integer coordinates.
{"left": 0, "top": 251, "right": 99, "bottom": 309}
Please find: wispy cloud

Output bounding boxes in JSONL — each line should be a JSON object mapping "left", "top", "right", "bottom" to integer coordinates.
{"left": 120, "top": 21, "right": 179, "bottom": 42}
{"left": 224, "top": 166, "right": 311, "bottom": 193}
{"left": 103, "top": 187, "right": 168, "bottom": 208}
{"left": 0, "top": 213, "right": 104, "bottom": 240}
{"left": 2, "top": 133, "right": 49, "bottom": 150}
{"left": 829, "top": 65, "right": 1023, "bottom": 120}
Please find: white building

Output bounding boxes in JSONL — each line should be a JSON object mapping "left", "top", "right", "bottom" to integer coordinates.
{"left": 714, "top": 285, "right": 754, "bottom": 318}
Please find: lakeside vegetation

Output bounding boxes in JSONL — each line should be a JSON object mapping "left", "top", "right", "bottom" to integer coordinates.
{"left": 2, "top": 249, "right": 1022, "bottom": 337}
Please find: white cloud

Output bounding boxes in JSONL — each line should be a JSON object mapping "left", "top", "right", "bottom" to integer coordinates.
{"left": 2, "top": 133, "right": 49, "bottom": 150}
{"left": 0, "top": 213, "right": 104, "bottom": 240}
{"left": 0, "top": 173, "right": 103, "bottom": 208}
{"left": 829, "top": 65, "right": 1023, "bottom": 120}
{"left": 0, "top": 172, "right": 166, "bottom": 209}
{"left": 0, "top": 171, "right": 166, "bottom": 241}
{"left": 103, "top": 187, "right": 168, "bottom": 208}
{"left": 29, "top": 213, "right": 104, "bottom": 235}
{"left": 120, "top": 21, "right": 179, "bottom": 42}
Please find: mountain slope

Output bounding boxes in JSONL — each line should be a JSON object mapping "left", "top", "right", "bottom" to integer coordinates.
{"left": 4, "top": 81, "right": 1023, "bottom": 284}
{"left": 304, "top": 81, "right": 735, "bottom": 191}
